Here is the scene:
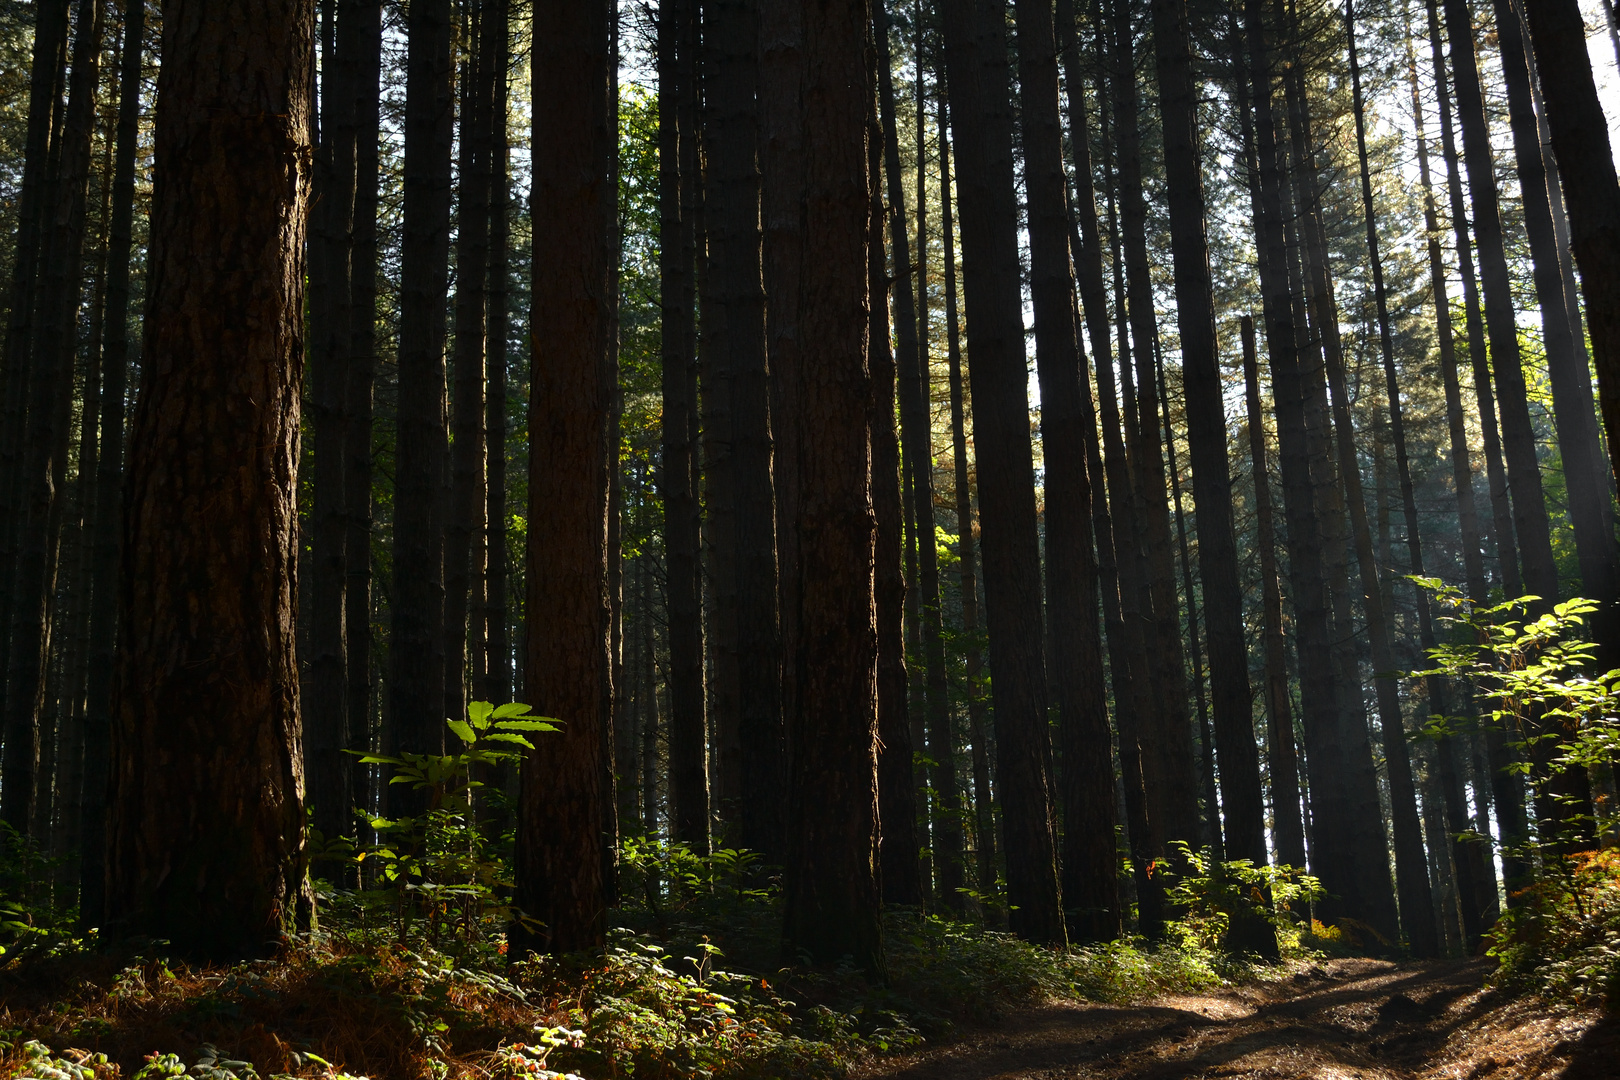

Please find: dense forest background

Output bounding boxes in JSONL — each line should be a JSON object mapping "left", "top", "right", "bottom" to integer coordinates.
{"left": 3, "top": 0, "right": 1620, "bottom": 997}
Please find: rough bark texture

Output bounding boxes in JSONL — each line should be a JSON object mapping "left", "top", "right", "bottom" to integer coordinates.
{"left": 658, "top": 0, "right": 709, "bottom": 854}
{"left": 105, "top": 0, "right": 314, "bottom": 960}
{"left": 938, "top": 0, "right": 1065, "bottom": 946}
{"left": 515, "top": 0, "right": 612, "bottom": 956}
{"left": 782, "top": 0, "right": 883, "bottom": 977}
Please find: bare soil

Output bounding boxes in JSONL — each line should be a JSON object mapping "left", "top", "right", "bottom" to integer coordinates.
{"left": 859, "top": 958, "right": 1619, "bottom": 1080}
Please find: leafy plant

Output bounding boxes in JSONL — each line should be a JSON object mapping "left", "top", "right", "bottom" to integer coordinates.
{"left": 1162, "top": 842, "right": 1323, "bottom": 956}
{"left": 318, "top": 702, "right": 559, "bottom": 952}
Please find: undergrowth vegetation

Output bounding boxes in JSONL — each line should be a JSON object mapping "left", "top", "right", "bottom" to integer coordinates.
{"left": 1, "top": 708, "right": 1322, "bottom": 1080}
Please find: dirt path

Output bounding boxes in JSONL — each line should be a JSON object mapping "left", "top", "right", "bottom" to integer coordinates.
{"left": 860, "top": 959, "right": 1618, "bottom": 1080}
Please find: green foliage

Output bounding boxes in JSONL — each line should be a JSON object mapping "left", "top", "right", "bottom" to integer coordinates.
{"left": 0, "top": 823, "right": 81, "bottom": 962}
{"left": 1163, "top": 843, "right": 1324, "bottom": 956}
{"left": 1416, "top": 584, "right": 1620, "bottom": 842}
{"left": 314, "top": 702, "right": 559, "bottom": 955}
{"left": 1488, "top": 848, "right": 1620, "bottom": 1009}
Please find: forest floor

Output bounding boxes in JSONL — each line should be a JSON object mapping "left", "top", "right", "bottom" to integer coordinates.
{"left": 858, "top": 958, "right": 1616, "bottom": 1080}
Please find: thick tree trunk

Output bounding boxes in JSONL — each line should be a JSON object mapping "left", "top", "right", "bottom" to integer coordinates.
{"left": 307, "top": 0, "right": 359, "bottom": 843}
{"left": 1009, "top": 0, "right": 1113, "bottom": 945}
{"left": 937, "top": 100, "right": 997, "bottom": 907}
{"left": 388, "top": 0, "right": 454, "bottom": 773}
{"left": 78, "top": 0, "right": 144, "bottom": 928}
{"left": 699, "top": 0, "right": 785, "bottom": 861}
{"left": 514, "top": 0, "right": 613, "bottom": 956}
{"left": 1520, "top": 0, "right": 1620, "bottom": 493}
{"left": 1150, "top": 1, "right": 1271, "bottom": 936}
{"left": 876, "top": 0, "right": 960, "bottom": 911}
{"left": 105, "top": 0, "right": 313, "bottom": 958}
{"left": 658, "top": 0, "right": 708, "bottom": 853}
{"left": 938, "top": 0, "right": 1065, "bottom": 946}
{"left": 782, "top": 0, "right": 883, "bottom": 976}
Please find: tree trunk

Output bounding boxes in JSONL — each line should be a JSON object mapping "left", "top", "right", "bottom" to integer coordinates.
{"left": 659, "top": 0, "right": 708, "bottom": 853}
{"left": 514, "top": 0, "right": 613, "bottom": 956}
{"left": 758, "top": 0, "right": 802, "bottom": 859}
{"left": 1009, "top": 0, "right": 1112, "bottom": 945}
{"left": 477, "top": 0, "right": 511, "bottom": 707}
{"left": 1150, "top": 0, "right": 1271, "bottom": 924}
{"left": 1444, "top": 0, "right": 1592, "bottom": 849}
{"left": 1497, "top": 0, "right": 1620, "bottom": 669}
{"left": 1108, "top": 0, "right": 1201, "bottom": 872}
{"left": 388, "top": 0, "right": 454, "bottom": 773}
{"left": 873, "top": 114, "right": 923, "bottom": 909}
{"left": 937, "top": 97, "right": 997, "bottom": 907}
{"left": 782, "top": 0, "right": 882, "bottom": 976}
{"left": 345, "top": 0, "right": 383, "bottom": 811}
{"left": 1520, "top": 0, "right": 1620, "bottom": 492}
{"left": 877, "top": 0, "right": 960, "bottom": 912}
{"left": 306, "top": 0, "right": 359, "bottom": 844}
{"left": 78, "top": 0, "right": 144, "bottom": 928}
{"left": 938, "top": 0, "right": 1065, "bottom": 946}
{"left": 105, "top": 0, "right": 313, "bottom": 958}
{"left": 0, "top": 0, "right": 71, "bottom": 737}
{"left": 1239, "top": 317, "right": 1305, "bottom": 871}
{"left": 446, "top": 0, "right": 493, "bottom": 731}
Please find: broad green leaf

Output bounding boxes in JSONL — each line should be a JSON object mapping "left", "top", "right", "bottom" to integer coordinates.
{"left": 484, "top": 732, "right": 536, "bottom": 749}
{"left": 468, "top": 701, "right": 495, "bottom": 728}
{"left": 447, "top": 719, "right": 477, "bottom": 745}
{"left": 496, "top": 718, "right": 562, "bottom": 732}
{"left": 492, "top": 702, "right": 534, "bottom": 719}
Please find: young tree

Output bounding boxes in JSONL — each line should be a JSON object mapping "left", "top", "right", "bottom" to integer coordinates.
{"left": 105, "top": 0, "right": 314, "bottom": 959}
{"left": 514, "top": 0, "right": 614, "bottom": 956}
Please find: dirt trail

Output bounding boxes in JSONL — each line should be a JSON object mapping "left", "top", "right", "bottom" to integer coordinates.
{"left": 860, "top": 959, "right": 1619, "bottom": 1080}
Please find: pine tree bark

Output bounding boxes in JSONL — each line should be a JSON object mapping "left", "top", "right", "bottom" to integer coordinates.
{"left": 937, "top": 100, "right": 997, "bottom": 905}
{"left": 1239, "top": 317, "right": 1305, "bottom": 871}
{"left": 4, "top": 0, "right": 103, "bottom": 837}
{"left": 388, "top": 0, "right": 454, "bottom": 771}
{"left": 345, "top": 0, "right": 383, "bottom": 800}
{"left": 514, "top": 0, "right": 613, "bottom": 955}
{"left": 938, "top": 0, "right": 1065, "bottom": 945}
{"left": 1150, "top": 0, "right": 1271, "bottom": 917}
{"left": 1009, "top": 0, "right": 1112, "bottom": 944}
{"left": 105, "top": 0, "right": 314, "bottom": 959}
{"left": 0, "top": 0, "right": 71, "bottom": 731}
{"left": 307, "top": 0, "right": 359, "bottom": 843}
{"left": 1496, "top": 0, "right": 1620, "bottom": 666}
{"left": 78, "top": 0, "right": 144, "bottom": 927}
{"left": 1520, "top": 0, "right": 1620, "bottom": 492}
{"left": 658, "top": 0, "right": 708, "bottom": 853}
{"left": 1444, "top": 0, "right": 1592, "bottom": 849}
{"left": 700, "top": 0, "right": 782, "bottom": 859}
{"left": 782, "top": 0, "right": 882, "bottom": 975}
{"left": 876, "top": 0, "right": 960, "bottom": 911}
{"left": 445, "top": 1, "right": 493, "bottom": 730}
